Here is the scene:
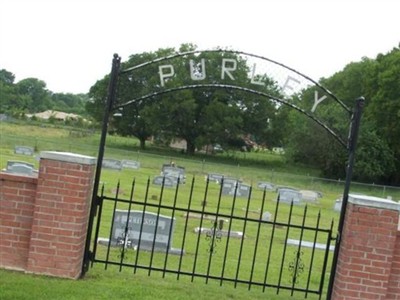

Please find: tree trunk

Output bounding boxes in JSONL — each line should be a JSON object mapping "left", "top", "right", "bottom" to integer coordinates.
{"left": 139, "top": 138, "right": 146, "bottom": 150}
{"left": 186, "top": 140, "right": 196, "bottom": 155}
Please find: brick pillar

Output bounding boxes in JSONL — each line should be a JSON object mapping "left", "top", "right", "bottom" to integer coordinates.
{"left": 0, "top": 173, "right": 37, "bottom": 270}
{"left": 332, "top": 194, "right": 400, "bottom": 300}
{"left": 26, "top": 152, "right": 96, "bottom": 279}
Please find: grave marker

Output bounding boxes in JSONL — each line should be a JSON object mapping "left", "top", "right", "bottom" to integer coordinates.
{"left": 257, "top": 181, "right": 275, "bottom": 191}
{"left": 14, "top": 146, "right": 34, "bottom": 156}
{"left": 152, "top": 175, "right": 176, "bottom": 187}
{"left": 4, "top": 161, "right": 37, "bottom": 176}
{"left": 207, "top": 173, "right": 224, "bottom": 183}
{"left": 105, "top": 210, "right": 183, "bottom": 255}
{"left": 102, "top": 158, "right": 122, "bottom": 170}
{"left": 277, "top": 188, "right": 302, "bottom": 205}
{"left": 122, "top": 160, "right": 141, "bottom": 169}
{"left": 222, "top": 182, "right": 251, "bottom": 198}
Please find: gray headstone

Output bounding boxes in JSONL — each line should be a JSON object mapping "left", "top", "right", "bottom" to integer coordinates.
{"left": 299, "top": 190, "right": 321, "bottom": 202}
{"left": 207, "top": 173, "right": 224, "bottom": 183}
{"left": 14, "top": 146, "right": 34, "bottom": 156}
{"left": 334, "top": 199, "right": 342, "bottom": 212}
{"left": 257, "top": 181, "right": 275, "bottom": 191}
{"left": 4, "top": 161, "right": 37, "bottom": 176}
{"left": 222, "top": 182, "right": 251, "bottom": 198}
{"left": 102, "top": 158, "right": 122, "bottom": 170}
{"left": 122, "top": 160, "right": 141, "bottom": 169}
{"left": 111, "top": 210, "right": 182, "bottom": 254}
{"left": 161, "top": 166, "right": 185, "bottom": 183}
{"left": 262, "top": 212, "right": 272, "bottom": 221}
{"left": 153, "top": 175, "right": 176, "bottom": 187}
{"left": 277, "top": 188, "right": 302, "bottom": 205}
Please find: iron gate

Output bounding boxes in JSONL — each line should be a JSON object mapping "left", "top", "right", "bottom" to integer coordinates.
{"left": 89, "top": 176, "right": 334, "bottom": 298}
{"left": 82, "top": 50, "right": 364, "bottom": 299}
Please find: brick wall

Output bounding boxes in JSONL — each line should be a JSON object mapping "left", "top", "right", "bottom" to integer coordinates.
{"left": 387, "top": 231, "right": 400, "bottom": 299}
{"left": 0, "top": 173, "right": 37, "bottom": 270}
{"left": 332, "top": 195, "right": 400, "bottom": 300}
{"left": 0, "top": 152, "right": 95, "bottom": 279}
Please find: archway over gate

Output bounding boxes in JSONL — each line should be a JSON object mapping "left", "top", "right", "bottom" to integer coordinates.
{"left": 83, "top": 49, "right": 364, "bottom": 298}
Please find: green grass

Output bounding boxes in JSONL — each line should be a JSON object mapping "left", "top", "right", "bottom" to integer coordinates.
{"left": 0, "top": 121, "right": 399, "bottom": 299}
{"left": 0, "top": 266, "right": 322, "bottom": 300}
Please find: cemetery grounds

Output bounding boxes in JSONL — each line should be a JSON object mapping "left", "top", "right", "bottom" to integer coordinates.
{"left": 1, "top": 122, "right": 399, "bottom": 300}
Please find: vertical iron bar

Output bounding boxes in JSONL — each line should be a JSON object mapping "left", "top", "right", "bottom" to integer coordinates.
{"left": 162, "top": 177, "right": 181, "bottom": 277}
{"left": 105, "top": 181, "right": 121, "bottom": 270}
{"left": 91, "top": 184, "right": 105, "bottom": 267}
{"left": 290, "top": 205, "right": 308, "bottom": 296}
{"left": 191, "top": 177, "right": 210, "bottom": 281}
{"left": 305, "top": 210, "right": 322, "bottom": 298}
{"left": 327, "top": 97, "right": 364, "bottom": 298}
{"left": 134, "top": 177, "right": 151, "bottom": 274}
{"left": 118, "top": 179, "right": 136, "bottom": 271}
{"left": 220, "top": 178, "right": 240, "bottom": 286}
{"left": 248, "top": 188, "right": 267, "bottom": 290}
{"left": 276, "top": 201, "right": 294, "bottom": 294}
{"left": 205, "top": 177, "right": 224, "bottom": 284}
{"left": 263, "top": 194, "right": 282, "bottom": 292}
{"left": 82, "top": 54, "right": 121, "bottom": 275}
{"left": 320, "top": 219, "right": 335, "bottom": 299}
{"left": 234, "top": 185, "right": 253, "bottom": 288}
{"left": 148, "top": 177, "right": 166, "bottom": 276}
{"left": 177, "top": 177, "right": 196, "bottom": 280}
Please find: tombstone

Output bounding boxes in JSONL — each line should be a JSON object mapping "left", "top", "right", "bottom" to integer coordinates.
{"left": 222, "top": 182, "right": 251, "bottom": 198}
{"left": 206, "top": 173, "right": 224, "bottom": 183}
{"left": 14, "top": 146, "right": 34, "bottom": 156}
{"left": 102, "top": 158, "right": 122, "bottom": 170}
{"left": 161, "top": 166, "right": 185, "bottom": 183}
{"left": 277, "top": 188, "right": 302, "bottom": 205}
{"left": 152, "top": 175, "right": 176, "bottom": 187}
{"left": 262, "top": 211, "right": 272, "bottom": 222}
{"left": 257, "top": 181, "right": 275, "bottom": 191}
{"left": 109, "top": 210, "right": 183, "bottom": 254}
{"left": 4, "top": 161, "right": 37, "bottom": 176}
{"left": 299, "top": 190, "right": 321, "bottom": 203}
{"left": 333, "top": 199, "right": 342, "bottom": 212}
{"left": 122, "top": 160, "right": 141, "bottom": 169}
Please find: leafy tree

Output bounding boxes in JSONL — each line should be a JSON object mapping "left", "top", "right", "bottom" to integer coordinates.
{"left": 283, "top": 46, "right": 399, "bottom": 184}
{"left": 87, "top": 44, "right": 281, "bottom": 153}
{"left": 16, "top": 78, "right": 52, "bottom": 112}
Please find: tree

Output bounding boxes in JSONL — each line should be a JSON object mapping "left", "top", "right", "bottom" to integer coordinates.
{"left": 283, "top": 46, "right": 399, "bottom": 184}
{"left": 87, "top": 44, "right": 281, "bottom": 153}
{"left": 16, "top": 78, "right": 52, "bottom": 112}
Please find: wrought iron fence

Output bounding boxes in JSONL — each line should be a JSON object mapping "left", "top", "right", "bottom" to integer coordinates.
{"left": 89, "top": 176, "right": 335, "bottom": 298}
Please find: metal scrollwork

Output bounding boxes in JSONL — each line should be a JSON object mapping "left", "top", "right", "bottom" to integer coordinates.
{"left": 117, "top": 232, "right": 132, "bottom": 260}
{"left": 205, "top": 220, "right": 224, "bottom": 254}
{"left": 288, "top": 250, "right": 305, "bottom": 284}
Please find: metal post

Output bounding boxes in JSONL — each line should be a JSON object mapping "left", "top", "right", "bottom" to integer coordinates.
{"left": 326, "top": 97, "right": 365, "bottom": 298}
{"left": 82, "top": 53, "right": 121, "bottom": 275}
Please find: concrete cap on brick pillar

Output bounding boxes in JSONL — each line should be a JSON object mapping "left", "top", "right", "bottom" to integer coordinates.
{"left": 349, "top": 194, "right": 400, "bottom": 212}
{"left": 40, "top": 151, "right": 96, "bottom": 165}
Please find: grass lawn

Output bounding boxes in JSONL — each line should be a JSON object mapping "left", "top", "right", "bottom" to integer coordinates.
{"left": 0, "top": 266, "right": 324, "bottom": 300}
{"left": 0, "top": 121, "right": 398, "bottom": 299}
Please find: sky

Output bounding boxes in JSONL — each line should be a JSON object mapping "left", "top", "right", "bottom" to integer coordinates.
{"left": 0, "top": 0, "right": 399, "bottom": 94}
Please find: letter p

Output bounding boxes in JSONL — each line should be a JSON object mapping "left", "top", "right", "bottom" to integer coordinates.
{"left": 159, "top": 65, "right": 175, "bottom": 87}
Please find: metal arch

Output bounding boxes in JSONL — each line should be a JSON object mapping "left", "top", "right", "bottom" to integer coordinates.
{"left": 114, "top": 83, "right": 348, "bottom": 149}
{"left": 119, "top": 49, "right": 351, "bottom": 114}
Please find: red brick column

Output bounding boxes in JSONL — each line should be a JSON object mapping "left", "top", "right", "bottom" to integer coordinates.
{"left": 26, "top": 152, "right": 96, "bottom": 279}
{"left": 387, "top": 230, "right": 400, "bottom": 299}
{"left": 332, "top": 194, "right": 400, "bottom": 300}
{"left": 0, "top": 173, "right": 37, "bottom": 270}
